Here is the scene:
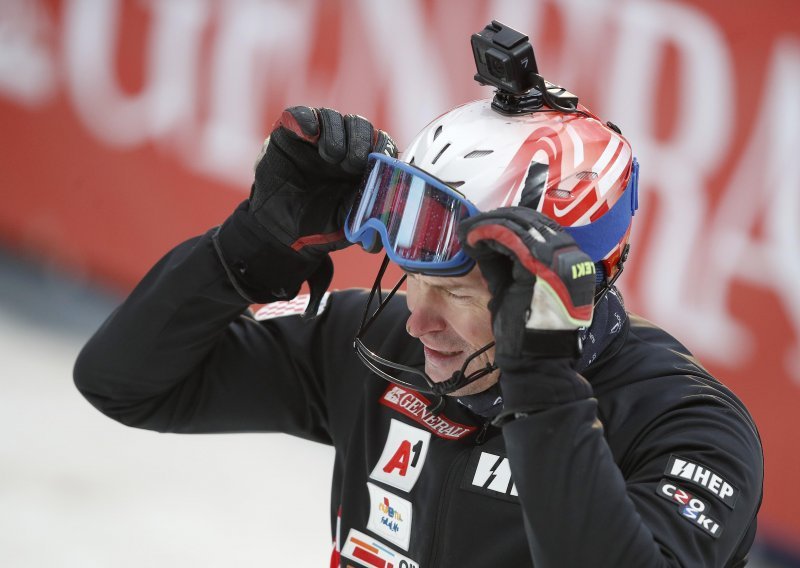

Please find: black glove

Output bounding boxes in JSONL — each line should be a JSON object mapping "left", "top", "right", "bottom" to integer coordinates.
{"left": 458, "top": 207, "right": 596, "bottom": 362}
{"left": 215, "top": 106, "right": 396, "bottom": 309}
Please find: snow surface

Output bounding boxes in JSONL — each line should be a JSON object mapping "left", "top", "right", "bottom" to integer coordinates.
{"left": 0, "top": 255, "right": 335, "bottom": 567}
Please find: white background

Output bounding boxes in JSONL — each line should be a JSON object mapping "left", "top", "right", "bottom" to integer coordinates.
{"left": 0, "top": 254, "right": 336, "bottom": 567}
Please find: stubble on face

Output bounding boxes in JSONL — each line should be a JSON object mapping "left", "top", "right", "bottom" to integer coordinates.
{"left": 405, "top": 269, "right": 500, "bottom": 396}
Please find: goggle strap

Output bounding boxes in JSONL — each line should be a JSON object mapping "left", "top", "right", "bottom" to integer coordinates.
{"left": 564, "top": 158, "right": 640, "bottom": 262}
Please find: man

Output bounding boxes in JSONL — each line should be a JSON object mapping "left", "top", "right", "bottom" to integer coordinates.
{"left": 75, "top": 98, "right": 763, "bottom": 566}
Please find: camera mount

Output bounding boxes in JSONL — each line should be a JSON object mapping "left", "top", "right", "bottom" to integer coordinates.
{"left": 471, "top": 21, "right": 579, "bottom": 115}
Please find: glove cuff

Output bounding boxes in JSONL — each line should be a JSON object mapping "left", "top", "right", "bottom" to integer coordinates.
{"left": 493, "top": 358, "right": 594, "bottom": 426}
{"left": 496, "top": 329, "right": 583, "bottom": 360}
{"left": 214, "top": 201, "right": 330, "bottom": 304}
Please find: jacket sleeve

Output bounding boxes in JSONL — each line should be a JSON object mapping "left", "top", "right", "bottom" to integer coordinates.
{"left": 497, "top": 355, "right": 763, "bottom": 567}
{"left": 73, "top": 228, "right": 347, "bottom": 443}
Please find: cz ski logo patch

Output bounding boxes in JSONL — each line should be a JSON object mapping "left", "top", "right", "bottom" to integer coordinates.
{"left": 657, "top": 479, "right": 710, "bottom": 512}
{"left": 679, "top": 505, "right": 723, "bottom": 538}
{"left": 656, "top": 479, "right": 724, "bottom": 539}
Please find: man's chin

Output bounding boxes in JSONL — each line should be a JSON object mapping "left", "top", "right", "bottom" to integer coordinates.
{"left": 424, "top": 359, "right": 500, "bottom": 397}
{"left": 424, "top": 361, "right": 461, "bottom": 384}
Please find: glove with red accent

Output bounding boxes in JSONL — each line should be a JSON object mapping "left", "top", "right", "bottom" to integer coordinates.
{"left": 458, "top": 207, "right": 596, "bottom": 362}
{"left": 216, "top": 106, "right": 396, "bottom": 309}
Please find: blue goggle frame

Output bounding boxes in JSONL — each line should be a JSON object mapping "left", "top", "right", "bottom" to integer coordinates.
{"left": 345, "top": 153, "right": 640, "bottom": 275}
{"left": 345, "top": 153, "right": 480, "bottom": 276}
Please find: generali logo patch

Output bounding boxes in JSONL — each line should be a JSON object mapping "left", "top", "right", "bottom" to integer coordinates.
{"left": 380, "top": 386, "right": 476, "bottom": 440}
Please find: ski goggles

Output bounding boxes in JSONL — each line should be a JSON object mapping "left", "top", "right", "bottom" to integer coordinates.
{"left": 345, "top": 153, "right": 480, "bottom": 276}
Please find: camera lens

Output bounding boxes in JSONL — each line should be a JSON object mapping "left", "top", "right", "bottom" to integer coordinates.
{"left": 485, "top": 48, "right": 510, "bottom": 81}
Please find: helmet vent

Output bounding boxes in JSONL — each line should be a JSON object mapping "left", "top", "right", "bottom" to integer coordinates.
{"left": 464, "top": 150, "right": 494, "bottom": 159}
{"left": 447, "top": 181, "right": 465, "bottom": 188}
{"left": 547, "top": 189, "right": 573, "bottom": 199}
{"left": 431, "top": 143, "right": 451, "bottom": 165}
{"left": 434, "top": 125, "right": 443, "bottom": 140}
{"left": 575, "top": 171, "right": 598, "bottom": 180}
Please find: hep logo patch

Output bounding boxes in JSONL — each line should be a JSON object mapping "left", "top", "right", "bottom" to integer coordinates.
{"left": 665, "top": 455, "right": 739, "bottom": 509}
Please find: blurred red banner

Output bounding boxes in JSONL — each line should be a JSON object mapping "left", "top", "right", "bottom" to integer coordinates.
{"left": 1, "top": 0, "right": 798, "bottom": 551}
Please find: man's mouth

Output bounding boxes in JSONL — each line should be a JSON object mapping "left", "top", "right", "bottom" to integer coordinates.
{"left": 422, "top": 345, "right": 464, "bottom": 366}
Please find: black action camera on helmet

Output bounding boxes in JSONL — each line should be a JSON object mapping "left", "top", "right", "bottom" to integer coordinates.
{"left": 471, "top": 21, "right": 579, "bottom": 115}
{"left": 471, "top": 21, "right": 538, "bottom": 95}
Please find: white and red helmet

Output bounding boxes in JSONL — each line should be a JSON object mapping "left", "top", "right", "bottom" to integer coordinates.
{"left": 402, "top": 98, "right": 638, "bottom": 281}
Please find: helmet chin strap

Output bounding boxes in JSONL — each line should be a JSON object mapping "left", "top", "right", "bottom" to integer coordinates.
{"left": 353, "top": 255, "right": 497, "bottom": 413}
{"left": 353, "top": 250, "right": 624, "bottom": 414}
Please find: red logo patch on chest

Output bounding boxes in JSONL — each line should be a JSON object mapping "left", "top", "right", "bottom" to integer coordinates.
{"left": 379, "top": 385, "right": 477, "bottom": 440}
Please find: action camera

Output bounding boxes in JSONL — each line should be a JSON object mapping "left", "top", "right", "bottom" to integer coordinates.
{"left": 472, "top": 20, "right": 579, "bottom": 115}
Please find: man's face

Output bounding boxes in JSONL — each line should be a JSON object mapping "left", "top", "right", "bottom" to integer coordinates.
{"left": 404, "top": 267, "right": 500, "bottom": 396}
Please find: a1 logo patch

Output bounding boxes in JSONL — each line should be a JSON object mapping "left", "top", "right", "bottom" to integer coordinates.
{"left": 370, "top": 419, "right": 431, "bottom": 493}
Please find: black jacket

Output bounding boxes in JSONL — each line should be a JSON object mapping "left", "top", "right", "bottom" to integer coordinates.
{"left": 74, "top": 230, "right": 763, "bottom": 567}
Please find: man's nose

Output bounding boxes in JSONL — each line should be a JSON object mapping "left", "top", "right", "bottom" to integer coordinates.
{"left": 405, "top": 300, "right": 447, "bottom": 338}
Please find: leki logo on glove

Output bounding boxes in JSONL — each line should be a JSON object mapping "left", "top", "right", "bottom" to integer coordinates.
{"left": 571, "top": 261, "right": 595, "bottom": 280}
{"left": 380, "top": 386, "right": 476, "bottom": 440}
{"left": 370, "top": 419, "right": 431, "bottom": 493}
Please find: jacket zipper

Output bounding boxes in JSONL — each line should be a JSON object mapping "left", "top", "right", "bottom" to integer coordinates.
{"left": 474, "top": 419, "right": 492, "bottom": 445}
{"left": 426, "top": 450, "right": 469, "bottom": 567}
